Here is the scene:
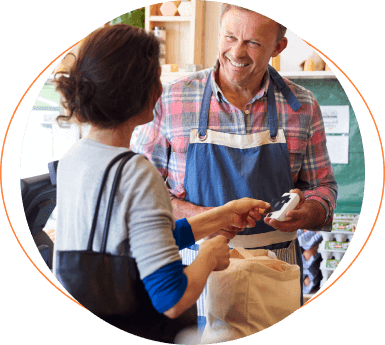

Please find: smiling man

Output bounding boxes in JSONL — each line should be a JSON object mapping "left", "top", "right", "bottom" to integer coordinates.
{"left": 132, "top": 4, "right": 337, "bottom": 326}
{"left": 217, "top": 8, "right": 287, "bottom": 109}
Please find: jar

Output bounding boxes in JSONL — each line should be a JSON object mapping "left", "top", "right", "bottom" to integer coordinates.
{"left": 272, "top": 55, "right": 280, "bottom": 71}
{"left": 153, "top": 27, "right": 166, "bottom": 65}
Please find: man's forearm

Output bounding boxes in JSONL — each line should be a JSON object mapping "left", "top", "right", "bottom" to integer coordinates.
{"left": 306, "top": 200, "right": 327, "bottom": 230}
{"left": 171, "top": 198, "right": 212, "bottom": 220}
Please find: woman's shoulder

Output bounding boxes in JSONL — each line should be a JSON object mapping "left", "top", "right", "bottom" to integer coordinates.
{"left": 122, "top": 153, "right": 168, "bottom": 190}
{"left": 121, "top": 153, "right": 173, "bottom": 212}
{"left": 126, "top": 153, "right": 160, "bottom": 177}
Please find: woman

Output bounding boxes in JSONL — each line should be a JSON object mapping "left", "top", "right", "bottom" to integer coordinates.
{"left": 52, "top": 24, "right": 270, "bottom": 342}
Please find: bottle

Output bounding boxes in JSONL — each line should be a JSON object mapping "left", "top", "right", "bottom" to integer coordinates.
{"left": 272, "top": 55, "right": 280, "bottom": 71}
{"left": 153, "top": 27, "right": 166, "bottom": 65}
{"left": 304, "top": 59, "right": 315, "bottom": 71}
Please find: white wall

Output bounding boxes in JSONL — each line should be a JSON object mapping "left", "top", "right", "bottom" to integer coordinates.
{"left": 281, "top": 30, "right": 315, "bottom": 71}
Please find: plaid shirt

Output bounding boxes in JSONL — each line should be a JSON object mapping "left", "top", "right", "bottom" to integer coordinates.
{"left": 132, "top": 61, "right": 338, "bottom": 230}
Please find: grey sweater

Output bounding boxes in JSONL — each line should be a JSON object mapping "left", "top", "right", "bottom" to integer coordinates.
{"left": 53, "top": 138, "right": 182, "bottom": 280}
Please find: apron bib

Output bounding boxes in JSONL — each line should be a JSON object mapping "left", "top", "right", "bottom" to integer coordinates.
{"left": 180, "top": 65, "right": 304, "bottom": 319}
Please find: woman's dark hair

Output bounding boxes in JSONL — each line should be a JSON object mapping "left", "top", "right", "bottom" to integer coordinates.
{"left": 54, "top": 24, "right": 161, "bottom": 128}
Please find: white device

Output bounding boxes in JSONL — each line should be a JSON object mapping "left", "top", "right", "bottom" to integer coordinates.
{"left": 266, "top": 193, "right": 300, "bottom": 222}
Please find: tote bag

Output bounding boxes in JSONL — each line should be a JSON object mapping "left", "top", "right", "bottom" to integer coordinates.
{"left": 56, "top": 151, "right": 197, "bottom": 342}
{"left": 201, "top": 247, "right": 301, "bottom": 344}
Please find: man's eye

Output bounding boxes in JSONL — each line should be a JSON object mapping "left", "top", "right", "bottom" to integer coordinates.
{"left": 226, "top": 36, "right": 236, "bottom": 41}
{"left": 249, "top": 41, "right": 260, "bottom": 47}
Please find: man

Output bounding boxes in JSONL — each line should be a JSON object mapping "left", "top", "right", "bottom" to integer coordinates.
{"left": 132, "top": 4, "right": 337, "bottom": 322}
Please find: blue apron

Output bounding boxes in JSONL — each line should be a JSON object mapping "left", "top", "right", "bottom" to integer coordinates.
{"left": 180, "top": 65, "right": 304, "bottom": 323}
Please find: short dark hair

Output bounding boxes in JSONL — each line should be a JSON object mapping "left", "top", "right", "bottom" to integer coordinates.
{"left": 220, "top": 4, "right": 287, "bottom": 43}
{"left": 54, "top": 24, "right": 161, "bottom": 129}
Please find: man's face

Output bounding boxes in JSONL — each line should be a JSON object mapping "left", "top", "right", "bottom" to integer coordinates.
{"left": 218, "top": 8, "right": 284, "bottom": 90}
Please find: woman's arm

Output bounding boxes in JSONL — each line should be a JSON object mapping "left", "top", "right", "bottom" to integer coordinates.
{"left": 163, "top": 235, "right": 230, "bottom": 319}
{"left": 173, "top": 198, "right": 271, "bottom": 248}
{"left": 188, "top": 198, "right": 270, "bottom": 241}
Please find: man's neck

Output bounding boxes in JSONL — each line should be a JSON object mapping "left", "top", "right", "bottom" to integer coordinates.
{"left": 215, "top": 68, "right": 264, "bottom": 110}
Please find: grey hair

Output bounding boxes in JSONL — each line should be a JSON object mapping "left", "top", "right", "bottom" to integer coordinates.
{"left": 220, "top": 4, "right": 287, "bottom": 43}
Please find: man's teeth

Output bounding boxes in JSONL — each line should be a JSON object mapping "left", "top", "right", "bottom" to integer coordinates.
{"left": 230, "top": 60, "right": 248, "bottom": 68}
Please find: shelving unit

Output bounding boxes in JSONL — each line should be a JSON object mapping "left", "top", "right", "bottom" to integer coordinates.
{"left": 46, "top": 70, "right": 336, "bottom": 87}
{"left": 159, "top": 70, "right": 336, "bottom": 84}
{"left": 280, "top": 71, "right": 336, "bottom": 79}
{"left": 299, "top": 213, "right": 358, "bottom": 304}
{"left": 145, "top": 1, "right": 204, "bottom": 68}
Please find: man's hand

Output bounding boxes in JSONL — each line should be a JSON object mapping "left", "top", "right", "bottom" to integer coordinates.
{"left": 264, "top": 189, "right": 326, "bottom": 232}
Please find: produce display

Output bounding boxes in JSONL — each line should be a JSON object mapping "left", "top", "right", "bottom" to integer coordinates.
{"left": 298, "top": 213, "right": 358, "bottom": 296}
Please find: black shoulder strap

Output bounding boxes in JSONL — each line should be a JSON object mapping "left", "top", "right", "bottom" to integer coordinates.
{"left": 87, "top": 151, "right": 137, "bottom": 252}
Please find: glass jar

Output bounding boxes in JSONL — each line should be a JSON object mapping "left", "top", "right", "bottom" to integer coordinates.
{"left": 153, "top": 27, "right": 166, "bottom": 65}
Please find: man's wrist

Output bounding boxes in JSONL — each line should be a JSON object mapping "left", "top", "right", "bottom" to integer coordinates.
{"left": 306, "top": 200, "right": 327, "bottom": 229}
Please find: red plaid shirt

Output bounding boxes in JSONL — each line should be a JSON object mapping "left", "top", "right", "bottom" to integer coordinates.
{"left": 132, "top": 61, "right": 338, "bottom": 230}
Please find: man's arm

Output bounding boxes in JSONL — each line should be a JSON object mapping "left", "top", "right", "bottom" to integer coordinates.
{"left": 171, "top": 198, "right": 211, "bottom": 219}
{"left": 265, "top": 98, "right": 337, "bottom": 233}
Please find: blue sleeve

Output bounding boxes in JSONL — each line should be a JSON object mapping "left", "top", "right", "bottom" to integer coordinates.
{"left": 173, "top": 218, "right": 195, "bottom": 250}
{"left": 142, "top": 219, "right": 194, "bottom": 313}
{"left": 142, "top": 260, "right": 187, "bottom": 314}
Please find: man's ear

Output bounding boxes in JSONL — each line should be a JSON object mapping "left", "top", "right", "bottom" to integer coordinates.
{"left": 272, "top": 37, "right": 288, "bottom": 58}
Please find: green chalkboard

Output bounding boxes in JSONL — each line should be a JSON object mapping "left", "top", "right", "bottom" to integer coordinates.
{"left": 291, "top": 78, "right": 364, "bottom": 214}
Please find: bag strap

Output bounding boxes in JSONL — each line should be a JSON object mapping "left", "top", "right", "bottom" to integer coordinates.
{"left": 87, "top": 151, "right": 136, "bottom": 253}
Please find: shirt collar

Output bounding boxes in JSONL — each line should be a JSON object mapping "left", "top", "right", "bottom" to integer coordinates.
{"left": 210, "top": 59, "right": 271, "bottom": 105}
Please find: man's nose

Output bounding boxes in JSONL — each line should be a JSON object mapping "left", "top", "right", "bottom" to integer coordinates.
{"left": 231, "top": 41, "right": 247, "bottom": 58}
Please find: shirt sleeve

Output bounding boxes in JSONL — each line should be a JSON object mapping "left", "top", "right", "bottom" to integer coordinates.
{"left": 130, "top": 96, "right": 170, "bottom": 182}
{"left": 123, "top": 155, "right": 182, "bottom": 280}
{"left": 296, "top": 99, "right": 338, "bottom": 231}
{"left": 121, "top": 156, "right": 191, "bottom": 314}
{"left": 137, "top": 214, "right": 194, "bottom": 314}
{"left": 173, "top": 218, "right": 196, "bottom": 250}
{"left": 142, "top": 260, "right": 188, "bottom": 314}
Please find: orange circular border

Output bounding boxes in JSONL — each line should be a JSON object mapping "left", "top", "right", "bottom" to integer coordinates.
{"left": 300, "top": 40, "right": 384, "bottom": 306}
{"left": 1, "top": 40, "right": 86, "bottom": 310}
{"left": 1, "top": 41, "right": 383, "bottom": 311}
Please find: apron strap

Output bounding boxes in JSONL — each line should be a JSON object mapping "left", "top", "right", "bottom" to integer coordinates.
{"left": 268, "top": 65, "right": 302, "bottom": 112}
{"left": 199, "top": 68, "right": 301, "bottom": 139}
{"left": 267, "top": 76, "right": 279, "bottom": 138}
{"left": 198, "top": 72, "right": 213, "bottom": 138}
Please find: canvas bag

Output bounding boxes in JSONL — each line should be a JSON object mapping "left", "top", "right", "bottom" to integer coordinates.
{"left": 201, "top": 247, "right": 301, "bottom": 344}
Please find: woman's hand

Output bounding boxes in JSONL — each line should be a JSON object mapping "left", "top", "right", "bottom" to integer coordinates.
{"left": 199, "top": 235, "right": 231, "bottom": 271}
{"left": 204, "top": 198, "right": 270, "bottom": 241}
{"left": 205, "top": 226, "right": 239, "bottom": 241}
{"left": 225, "top": 198, "right": 271, "bottom": 229}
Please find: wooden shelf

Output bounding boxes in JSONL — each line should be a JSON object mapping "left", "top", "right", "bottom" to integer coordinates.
{"left": 148, "top": 16, "right": 192, "bottom": 22}
{"left": 280, "top": 71, "right": 336, "bottom": 79}
{"left": 160, "top": 70, "right": 336, "bottom": 84}
{"left": 46, "top": 70, "right": 337, "bottom": 87}
{"left": 159, "top": 70, "right": 336, "bottom": 85}
{"left": 145, "top": 0, "right": 204, "bottom": 68}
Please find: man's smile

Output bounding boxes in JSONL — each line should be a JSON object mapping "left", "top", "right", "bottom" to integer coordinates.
{"left": 226, "top": 54, "right": 250, "bottom": 68}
